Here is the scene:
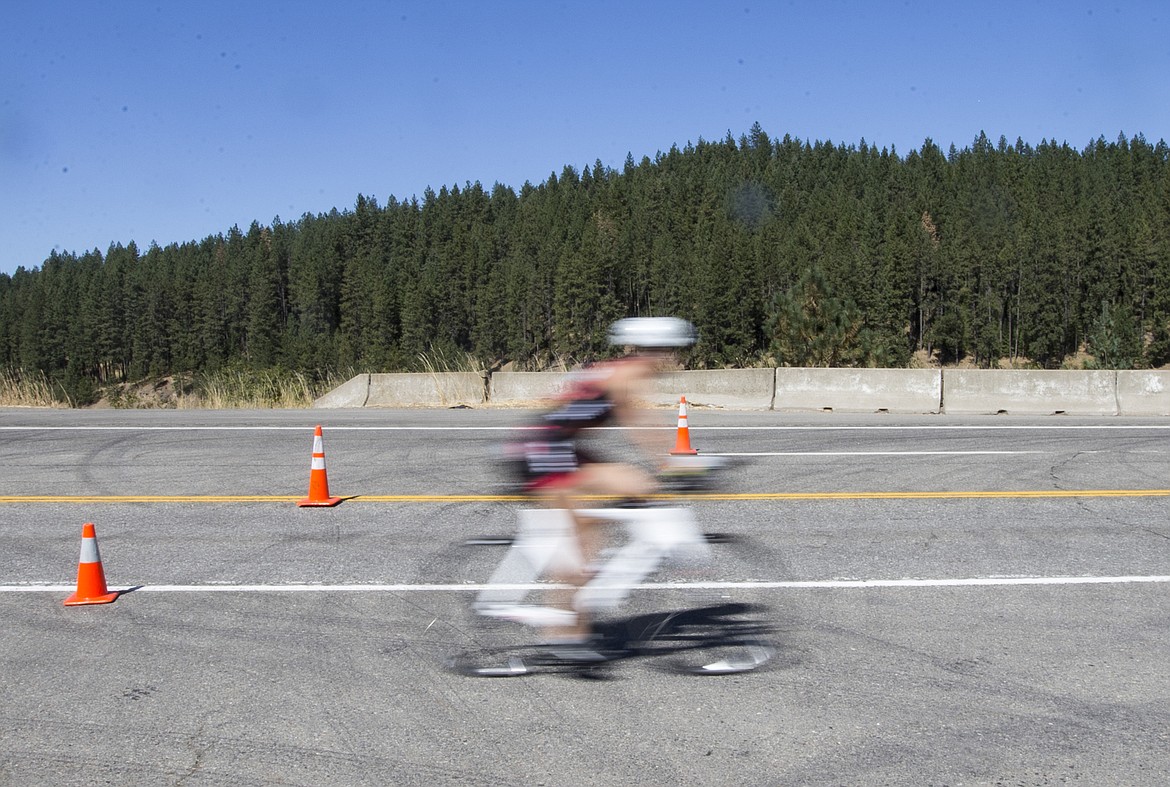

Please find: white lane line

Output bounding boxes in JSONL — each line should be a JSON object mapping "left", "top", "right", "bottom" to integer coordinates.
{"left": 707, "top": 451, "right": 1045, "bottom": 457}
{"left": 687, "top": 425, "right": 1170, "bottom": 431}
{"left": 0, "top": 426, "right": 513, "bottom": 431}
{"left": 3, "top": 424, "right": 1170, "bottom": 432}
{"left": 5, "top": 575, "right": 1168, "bottom": 592}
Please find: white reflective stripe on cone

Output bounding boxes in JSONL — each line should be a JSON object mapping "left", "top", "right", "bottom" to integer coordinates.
{"left": 311, "top": 456, "right": 326, "bottom": 470}
{"left": 79, "top": 537, "right": 101, "bottom": 564}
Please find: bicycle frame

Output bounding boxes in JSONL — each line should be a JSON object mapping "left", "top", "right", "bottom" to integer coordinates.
{"left": 473, "top": 505, "right": 712, "bottom": 623}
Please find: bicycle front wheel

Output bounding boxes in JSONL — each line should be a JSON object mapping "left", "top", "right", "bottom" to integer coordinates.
{"left": 628, "top": 603, "right": 776, "bottom": 675}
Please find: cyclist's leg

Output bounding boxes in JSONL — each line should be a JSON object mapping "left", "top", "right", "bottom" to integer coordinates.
{"left": 533, "top": 485, "right": 593, "bottom": 641}
{"left": 473, "top": 507, "right": 577, "bottom": 614}
{"left": 574, "top": 505, "right": 709, "bottom": 612}
{"left": 538, "top": 462, "right": 658, "bottom": 642}
{"left": 573, "top": 461, "right": 657, "bottom": 500}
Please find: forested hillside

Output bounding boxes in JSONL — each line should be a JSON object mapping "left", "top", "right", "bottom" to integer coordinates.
{"left": 3, "top": 125, "right": 1169, "bottom": 404}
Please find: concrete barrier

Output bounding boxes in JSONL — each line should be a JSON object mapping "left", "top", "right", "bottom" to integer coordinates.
{"left": 313, "top": 374, "right": 370, "bottom": 408}
{"left": 363, "top": 372, "right": 486, "bottom": 407}
{"left": 488, "top": 371, "right": 578, "bottom": 405}
{"left": 490, "top": 368, "right": 776, "bottom": 409}
{"left": 774, "top": 368, "right": 942, "bottom": 413}
{"left": 942, "top": 369, "right": 1118, "bottom": 415}
{"left": 317, "top": 367, "right": 1170, "bottom": 415}
{"left": 646, "top": 369, "right": 775, "bottom": 409}
{"left": 1117, "top": 371, "right": 1170, "bottom": 415}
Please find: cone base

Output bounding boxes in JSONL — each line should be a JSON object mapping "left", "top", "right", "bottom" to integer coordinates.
{"left": 670, "top": 448, "right": 699, "bottom": 455}
{"left": 63, "top": 590, "right": 119, "bottom": 606}
{"left": 297, "top": 496, "right": 343, "bottom": 507}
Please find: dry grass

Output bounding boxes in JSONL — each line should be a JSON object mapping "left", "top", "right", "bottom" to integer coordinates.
{"left": 94, "top": 369, "right": 354, "bottom": 409}
{"left": 0, "top": 369, "right": 69, "bottom": 408}
{"left": 417, "top": 348, "right": 484, "bottom": 375}
{"left": 179, "top": 369, "right": 344, "bottom": 409}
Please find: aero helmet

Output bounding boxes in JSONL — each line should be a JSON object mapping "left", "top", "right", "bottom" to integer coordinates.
{"left": 607, "top": 317, "right": 697, "bottom": 349}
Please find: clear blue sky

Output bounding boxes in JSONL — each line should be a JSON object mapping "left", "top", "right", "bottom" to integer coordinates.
{"left": 2, "top": 0, "right": 1167, "bottom": 275}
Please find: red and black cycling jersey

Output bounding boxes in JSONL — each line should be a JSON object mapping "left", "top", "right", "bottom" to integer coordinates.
{"left": 540, "top": 387, "right": 615, "bottom": 437}
{"left": 507, "top": 361, "right": 629, "bottom": 491}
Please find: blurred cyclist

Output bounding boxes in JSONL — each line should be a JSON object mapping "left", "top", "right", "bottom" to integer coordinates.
{"left": 501, "top": 317, "right": 697, "bottom": 657}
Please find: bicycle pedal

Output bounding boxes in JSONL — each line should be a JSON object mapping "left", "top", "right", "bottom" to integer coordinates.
{"left": 541, "top": 644, "right": 610, "bottom": 664}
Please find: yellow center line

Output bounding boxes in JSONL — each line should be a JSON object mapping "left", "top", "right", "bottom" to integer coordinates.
{"left": 0, "top": 490, "right": 1169, "bottom": 504}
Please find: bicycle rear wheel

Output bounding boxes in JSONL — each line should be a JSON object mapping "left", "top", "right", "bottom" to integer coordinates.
{"left": 447, "top": 639, "right": 617, "bottom": 678}
{"left": 447, "top": 644, "right": 541, "bottom": 677}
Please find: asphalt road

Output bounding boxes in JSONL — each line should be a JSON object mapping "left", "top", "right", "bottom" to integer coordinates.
{"left": 1, "top": 407, "right": 1168, "bottom": 786}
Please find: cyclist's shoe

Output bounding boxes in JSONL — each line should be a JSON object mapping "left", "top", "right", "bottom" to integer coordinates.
{"left": 475, "top": 603, "right": 576, "bottom": 628}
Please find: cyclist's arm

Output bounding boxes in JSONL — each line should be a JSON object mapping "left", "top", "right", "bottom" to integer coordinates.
{"left": 606, "top": 360, "right": 672, "bottom": 467}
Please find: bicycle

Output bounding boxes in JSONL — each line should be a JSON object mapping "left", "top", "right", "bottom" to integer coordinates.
{"left": 446, "top": 457, "right": 776, "bottom": 678}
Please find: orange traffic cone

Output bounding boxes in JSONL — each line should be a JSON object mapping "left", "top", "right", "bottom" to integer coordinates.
{"left": 298, "top": 425, "right": 342, "bottom": 507}
{"left": 63, "top": 523, "right": 119, "bottom": 606}
{"left": 670, "top": 396, "right": 699, "bottom": 455}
